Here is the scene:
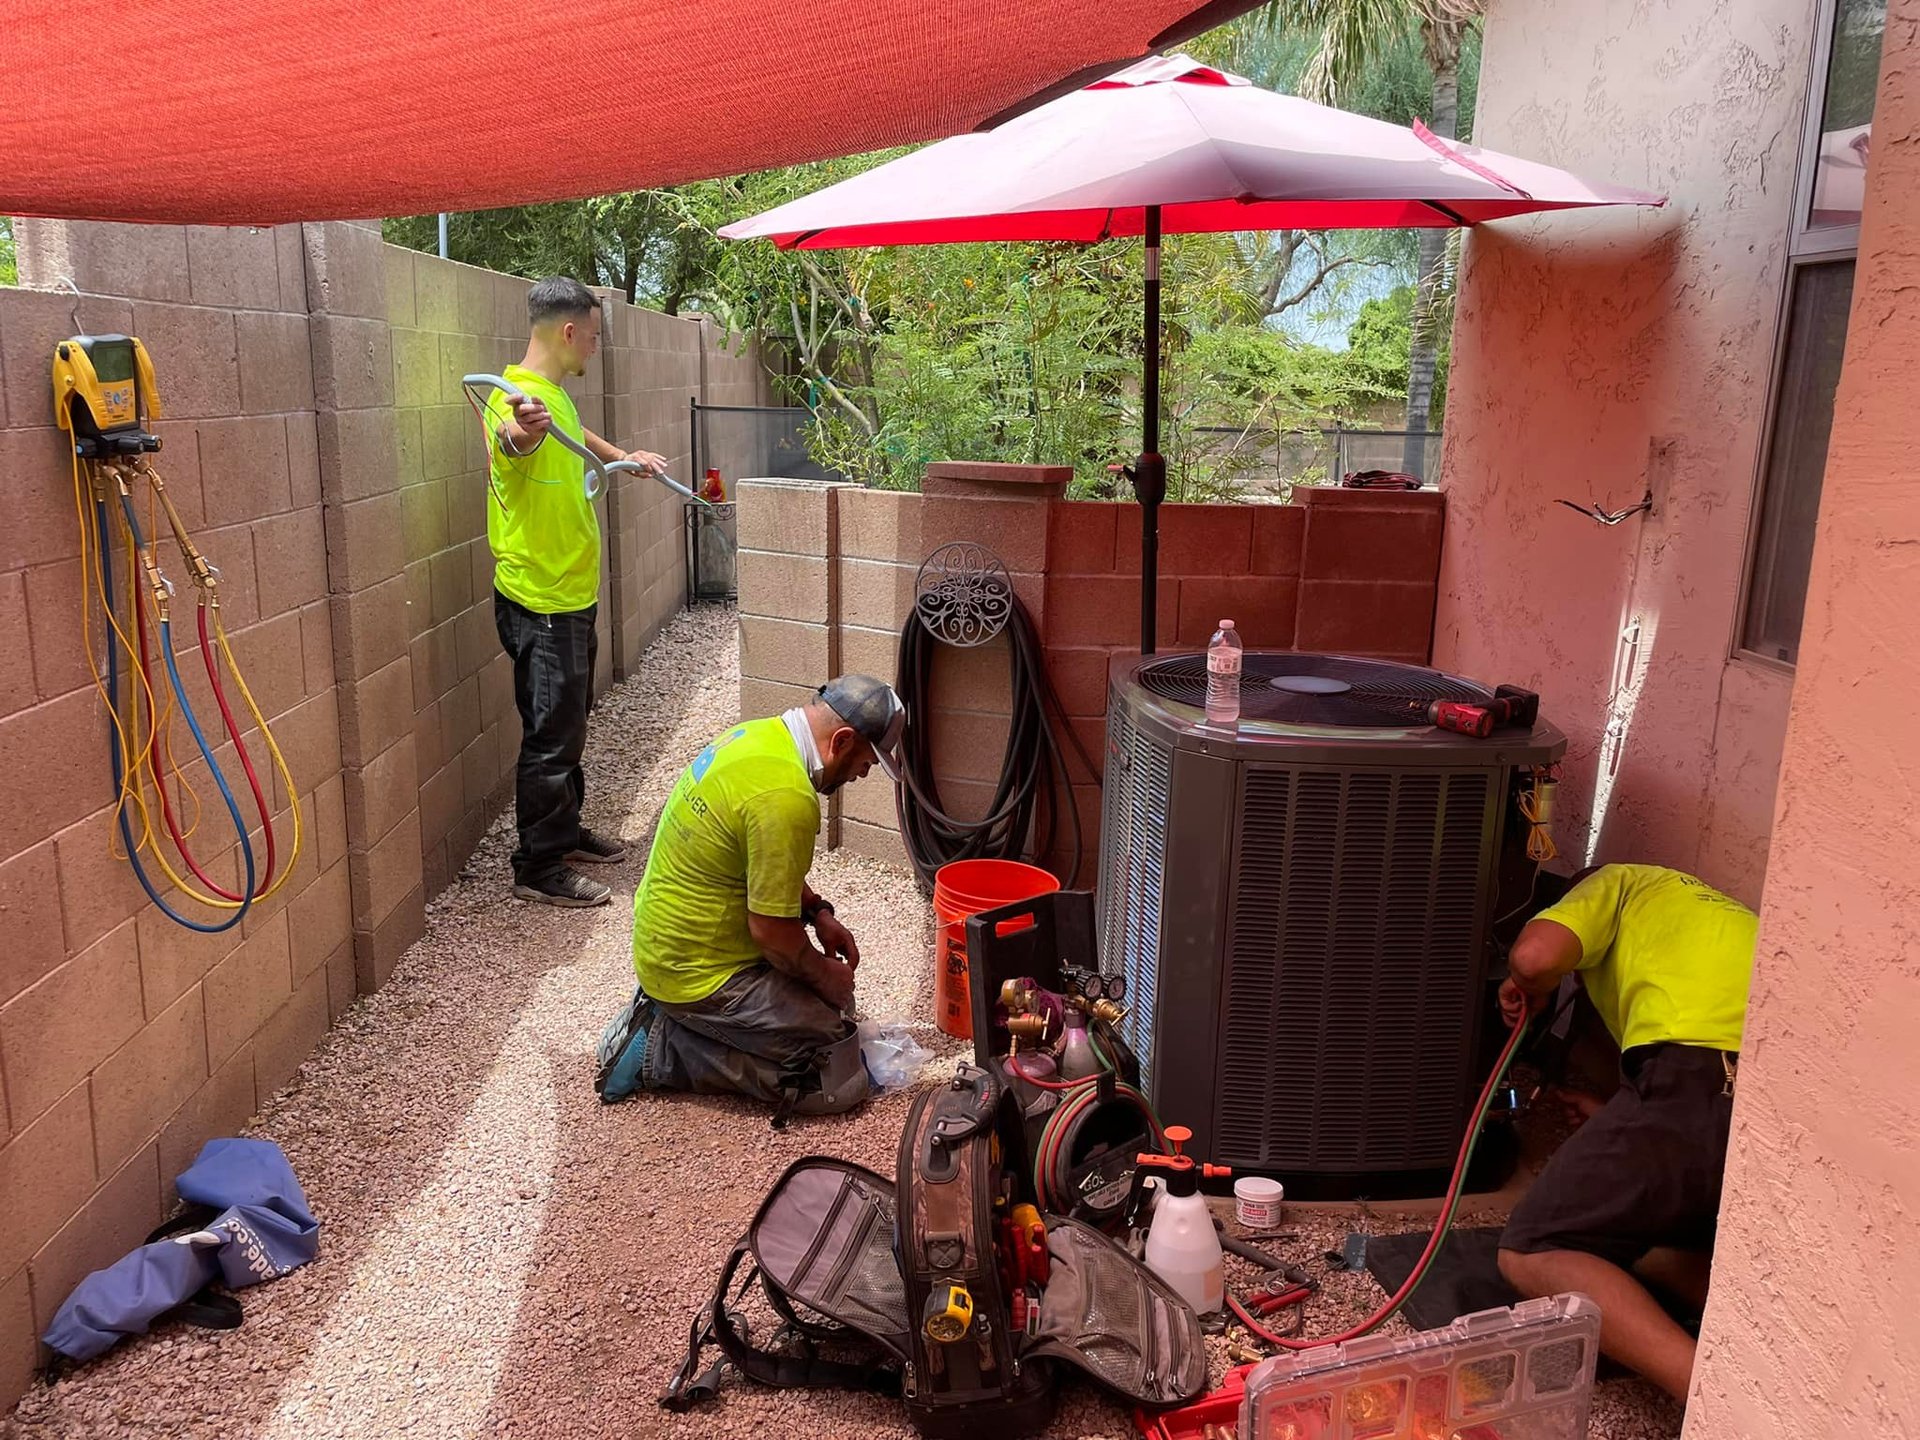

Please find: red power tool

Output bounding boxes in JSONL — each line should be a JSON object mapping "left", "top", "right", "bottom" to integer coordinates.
{"left": 1397, "top": 685, "right": 1541, "bottom": 738}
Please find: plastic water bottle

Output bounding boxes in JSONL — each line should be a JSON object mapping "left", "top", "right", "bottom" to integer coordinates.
{"left": 1205, "top": 619, "right": 1242, "bottom": 725}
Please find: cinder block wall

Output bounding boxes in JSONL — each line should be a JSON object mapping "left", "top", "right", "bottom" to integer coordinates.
{"left": 1, "top": 221, "right": 349, "bottom": 1402}
{"left": 0, "top": 221, "right": 774, "bottom": 1407}
{"left": 390, "top": 252, "right": 529, "bottom": 901}
{"left": 737, "top": 473, "right": 1446, "bottom": 884}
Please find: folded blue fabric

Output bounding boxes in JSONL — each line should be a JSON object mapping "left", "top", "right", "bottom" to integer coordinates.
{"left": 44, "top": 1139, "right": 320, "bottom": 1361}
{"left": 42, "top": 1238, "right": 220, "bottom": 1361}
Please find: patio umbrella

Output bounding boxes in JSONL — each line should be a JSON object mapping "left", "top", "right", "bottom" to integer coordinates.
{"left": 721, "top": 54, "right": 1665, "bottom": 653}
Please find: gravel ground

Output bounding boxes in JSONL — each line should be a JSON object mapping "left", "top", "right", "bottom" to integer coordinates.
{"left": 4, "top": 606, "right": 1682, "bottom": 1440}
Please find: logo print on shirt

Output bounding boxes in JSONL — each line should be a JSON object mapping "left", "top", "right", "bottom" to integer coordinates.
{"left": 688, "top": 727, "right": 748, "bottom": 783}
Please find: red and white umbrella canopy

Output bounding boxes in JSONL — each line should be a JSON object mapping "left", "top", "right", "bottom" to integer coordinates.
{"left": 722, "top": 54, "right": 1665, "bottom": 248}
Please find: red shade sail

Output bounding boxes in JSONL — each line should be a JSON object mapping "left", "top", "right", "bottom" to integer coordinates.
{"left": 0, "top": 0, "right": 1259, "bottom": 226}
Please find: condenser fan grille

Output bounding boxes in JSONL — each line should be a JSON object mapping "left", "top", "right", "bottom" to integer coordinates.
{"left": 1137, "top": 653, "right": 1491, "bottom": 728}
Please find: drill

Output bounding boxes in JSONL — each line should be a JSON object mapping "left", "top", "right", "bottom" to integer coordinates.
{"left": 1422, "top": 685, "right": 1539, "bottom": 738}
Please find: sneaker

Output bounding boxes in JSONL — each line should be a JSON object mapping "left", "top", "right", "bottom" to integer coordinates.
{"left": 512, "top": 865, "right": 613, "bottom": 908}
{"left": 595, "top": 986, "right": 655, "bottom": 1101}
{"left": 568, "top": 827, "right": 629, "bottom": 865}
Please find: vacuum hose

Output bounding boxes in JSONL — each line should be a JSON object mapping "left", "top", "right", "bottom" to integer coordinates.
{"left": 460, "top": 373, "right": 709, "bottom": 504}
{"left": 1227, "top": 1014, "right": 1530, "bottom": 1350}
{"left": 892, "top": 597, "right": 1099, "bottom": 893}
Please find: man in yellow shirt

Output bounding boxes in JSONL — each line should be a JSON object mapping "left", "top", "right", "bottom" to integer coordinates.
{"left": 1497, "top": 864, "right": 1757, "bottom": 1403}
{"left": 594, "top": 675, "right": 906, "bottom": 1119}
{"left": 488, "top": 277, "right": 667, "bottom": 907}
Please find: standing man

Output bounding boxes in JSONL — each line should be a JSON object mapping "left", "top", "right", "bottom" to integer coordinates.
{"left": 1496, "top": 863, "right": 1757, "bottom": 1403}
{"left": 594, "top": 676, "right": 907, "bottom": 1119}
{"left": 487, "top": 277, "right": 669, "bottom": 907}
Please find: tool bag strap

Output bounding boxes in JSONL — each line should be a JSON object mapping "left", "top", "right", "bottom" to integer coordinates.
{"left": 659, "top": 1238, "right": 899, "bottom": 1411}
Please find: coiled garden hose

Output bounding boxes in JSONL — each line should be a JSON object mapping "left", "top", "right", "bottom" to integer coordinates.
{"left": 892, "top": 595, "right": 1101, "bottom": 893}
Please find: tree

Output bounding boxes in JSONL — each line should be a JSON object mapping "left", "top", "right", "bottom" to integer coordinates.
{"left": 385, "top": 191, "right": 716, "bottom": 307}
{"left": 1260, "top": 0, "right": 1482, "bottom": 477}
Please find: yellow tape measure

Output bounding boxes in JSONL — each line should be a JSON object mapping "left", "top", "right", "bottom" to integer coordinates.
{"left": 922, "top": 1283, "right": 974, "bottom": 1343}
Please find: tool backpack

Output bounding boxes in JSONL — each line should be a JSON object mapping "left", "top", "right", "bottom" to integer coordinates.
{"left": 662, "top": 1063, "right": 1207, "bottom": 1435}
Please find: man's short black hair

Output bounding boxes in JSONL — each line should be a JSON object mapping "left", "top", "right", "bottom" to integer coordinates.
{"left": 527, "top": 276, "right": 599, "bottom": 328}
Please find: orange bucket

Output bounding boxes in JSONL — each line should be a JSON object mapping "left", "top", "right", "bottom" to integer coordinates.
{"left": 931, "top": 859, "right": 1061, "bottom": 1039}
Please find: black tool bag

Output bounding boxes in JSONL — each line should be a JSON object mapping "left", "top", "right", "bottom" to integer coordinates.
{"left": 662, "top": 1063, "right": 1207, "bottom": 1435}
{"left": 896, "top": 1062, "right": 1055, "bottom": 1437}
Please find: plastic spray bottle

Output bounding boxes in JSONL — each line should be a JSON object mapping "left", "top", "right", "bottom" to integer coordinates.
{"left": 1122, "top": 1125, "right": 1231, "bottom": 1314}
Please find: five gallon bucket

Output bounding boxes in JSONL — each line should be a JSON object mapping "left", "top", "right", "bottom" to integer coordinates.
{"left": 931, "top": 859, "right": 1061, "bottom": 1039}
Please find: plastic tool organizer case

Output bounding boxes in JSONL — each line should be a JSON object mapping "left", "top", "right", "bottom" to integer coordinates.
{"left": 1240, "top": 1295, "right": 1601, "bottom": 1440}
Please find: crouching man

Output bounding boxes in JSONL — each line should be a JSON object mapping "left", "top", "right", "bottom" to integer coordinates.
{"left": 595, "top": 675, "right": 907, "bottom": 1121}
{"left": 1496, "top": 863, "right": 1756, "bottom": 1403}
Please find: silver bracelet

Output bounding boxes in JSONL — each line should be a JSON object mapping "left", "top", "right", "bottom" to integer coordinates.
{"left": 496, "top": 424, "right": 535, "bottom": 458}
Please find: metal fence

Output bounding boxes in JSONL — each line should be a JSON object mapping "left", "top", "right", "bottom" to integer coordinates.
{"left": 688, "top": 400, "right": 848, "bottom": 490}
{"left": 684, "top": 502, "right": 738, "bottom": 606}
{"left": 1187, "top": 425, "right": 1444, "bottom": 493}
{"left": 1328, "top": 426, "right": 1443, "bottom": 484}
{"left": 685, "top": 401, "right": 844, "bottom": 609}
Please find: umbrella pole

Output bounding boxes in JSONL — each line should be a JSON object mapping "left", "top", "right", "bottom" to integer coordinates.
{"left": 1135, "top": 205, "right": 1166, "bottom": 655}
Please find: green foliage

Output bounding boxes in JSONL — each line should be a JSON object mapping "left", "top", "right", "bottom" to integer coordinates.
{"left": 1822, "top": 2, "right": 1885, "bottom": 132}
{"left": 384, "top": 6, "right": 1473, "bottom": 497}
{"left": 1342, "top": 283, "right": 1449, "bottom": 424}
{"left": 0, "top": 218, "right": 16, "bottom": 287}
{"left": 384, "top": 190, "right": 720, "bottom": 308}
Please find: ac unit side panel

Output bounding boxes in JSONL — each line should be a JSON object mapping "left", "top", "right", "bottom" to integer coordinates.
{"left": 1212, "top": 762, "right": 1500, "bottom": 1174}
{"left": 1099, "top": 689, "right": 1173, "bottom": 1092}
{"left": 1148, "top": 747, "right": 1239, "bottom": 1157}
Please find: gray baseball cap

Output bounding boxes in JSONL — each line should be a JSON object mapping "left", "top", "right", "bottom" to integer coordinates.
{"left": 818, "top": 675, "right": 906, "bottom": 781}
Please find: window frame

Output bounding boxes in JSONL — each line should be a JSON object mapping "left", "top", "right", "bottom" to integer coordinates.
{"left": 1732, "top": 0, "right": 1873, "bottom": 670}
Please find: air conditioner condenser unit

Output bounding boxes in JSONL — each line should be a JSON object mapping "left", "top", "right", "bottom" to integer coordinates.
{"left": 1097, "top": 651, "right": 1565, "bottom": 1198}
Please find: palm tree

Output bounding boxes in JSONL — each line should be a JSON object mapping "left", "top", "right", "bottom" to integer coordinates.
{"left": 1262, "top": 0, "right": 1482, "bottom": 478}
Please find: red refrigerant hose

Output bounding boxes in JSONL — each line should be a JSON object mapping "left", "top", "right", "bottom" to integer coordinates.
{"left": 132, "top": 574, "right": 277, "bottom": 900}
{"left": 1227, "top": 1014, "right": 1530, "bottom": 1350}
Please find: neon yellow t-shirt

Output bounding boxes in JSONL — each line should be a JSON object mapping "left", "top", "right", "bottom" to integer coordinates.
{"left": 1536, "top": 864, "right": 1756, "bottom": 1052}
{"left": 484, "top": 364, "right": 601, "bottom": 614}
{"left": 633, "top": 718, "right": 823, "bottom": 1005}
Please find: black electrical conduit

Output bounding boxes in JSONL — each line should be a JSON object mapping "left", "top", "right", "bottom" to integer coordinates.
{"left": 892, "top": 597, "right": 1104, "bottom": 895}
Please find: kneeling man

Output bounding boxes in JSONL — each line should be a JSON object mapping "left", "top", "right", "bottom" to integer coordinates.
{"left": 596, "top": 675, "right": 906, "bottom": 1120}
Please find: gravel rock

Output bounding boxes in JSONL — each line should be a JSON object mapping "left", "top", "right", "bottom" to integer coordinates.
{"left": 2, "top": 606, "right": 1679, "bottom": 1440}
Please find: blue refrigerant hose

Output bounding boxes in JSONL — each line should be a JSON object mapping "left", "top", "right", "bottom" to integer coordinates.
{"left": 97, "top": 493, "right": 256, "bottom": 933}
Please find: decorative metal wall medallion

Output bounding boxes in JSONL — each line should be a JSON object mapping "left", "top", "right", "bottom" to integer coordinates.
{"left": 913, "top": 542, "right": 1013, "bottom": 646}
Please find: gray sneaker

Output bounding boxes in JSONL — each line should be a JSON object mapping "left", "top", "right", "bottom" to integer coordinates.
{"left": 567, "top": 827, "right": 629, "bottom": 865}
{"left": 513, "top": 865, "right": 613, "bottom": 908}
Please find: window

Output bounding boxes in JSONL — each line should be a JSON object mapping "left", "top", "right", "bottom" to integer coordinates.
{"left": 1738, "top": 0, "right": 1885, "bottom": 665}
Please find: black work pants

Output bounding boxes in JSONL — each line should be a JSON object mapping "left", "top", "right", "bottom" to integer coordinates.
{"left": 494, "top": 590, "right": 597, "bottom": 882}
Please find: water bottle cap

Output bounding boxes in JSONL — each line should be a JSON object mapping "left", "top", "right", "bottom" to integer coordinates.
{"left": 1218, "top": 619, "right": 1234, "bottom": 630}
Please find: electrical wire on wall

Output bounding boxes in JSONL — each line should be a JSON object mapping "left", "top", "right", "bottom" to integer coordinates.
{"left": 892, "top": 543, "right": 1101, "bottom": 894}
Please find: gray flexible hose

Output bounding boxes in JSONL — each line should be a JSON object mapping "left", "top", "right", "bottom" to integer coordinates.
{"left": 462, "top": 373, "right": 708, "bottom": 505}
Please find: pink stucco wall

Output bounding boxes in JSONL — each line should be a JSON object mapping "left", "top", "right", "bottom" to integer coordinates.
{"left": 1433, "top": 0, "right": 1811, "bottom": 906}
{"left": 1686, "top": 3, "right": 1920, "bottom": 1431}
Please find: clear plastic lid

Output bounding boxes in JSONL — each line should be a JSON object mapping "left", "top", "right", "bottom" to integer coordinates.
{"left": 1240, "top": 1293, "right": 1602, "bottom": 1440}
